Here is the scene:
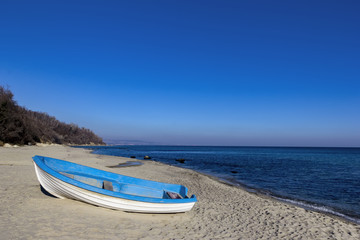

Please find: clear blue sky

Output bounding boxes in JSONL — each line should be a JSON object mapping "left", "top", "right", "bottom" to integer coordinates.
{"left": 1, "top": 0, "right": 359, "bottom": 147}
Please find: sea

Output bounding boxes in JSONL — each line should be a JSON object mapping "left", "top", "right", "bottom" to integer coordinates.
{"left": 77, "top": 145, "right": 360, "bottom": 224}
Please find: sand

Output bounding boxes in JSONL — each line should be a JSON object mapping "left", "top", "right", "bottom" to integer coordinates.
{"left": 0, "top": 145, "right": 359, "bottom": 239}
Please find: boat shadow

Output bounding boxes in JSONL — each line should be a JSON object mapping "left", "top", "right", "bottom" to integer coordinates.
{"left": 107, "top": 161, "right": 143, "bottom": 168}
{"left": 40, "top": 185, "right": 57, "bottom": 198}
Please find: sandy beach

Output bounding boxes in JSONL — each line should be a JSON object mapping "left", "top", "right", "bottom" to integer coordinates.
{"left": 0, "top": 145, "right": 359, "bottom": 239}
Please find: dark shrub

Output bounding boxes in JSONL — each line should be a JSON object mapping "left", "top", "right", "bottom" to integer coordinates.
{"left": 0, "top": 86, "right": 104, "bottom": 145}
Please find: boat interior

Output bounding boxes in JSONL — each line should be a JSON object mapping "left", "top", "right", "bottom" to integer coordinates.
{"left": 60, "top": 171, "right": 184, "bottom": 199}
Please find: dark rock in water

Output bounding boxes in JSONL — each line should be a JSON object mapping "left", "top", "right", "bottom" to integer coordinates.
{"left": 130, "top": 156, "right": 136, "bottom": 158}
{"left": 176, "top": 158, "right": 185, "bottom": 163}
{"left": 144, "top": 156, "right": 151, "bottom": 159}
{"left": 231, "top": 170, "right": 238, "bottom": 174}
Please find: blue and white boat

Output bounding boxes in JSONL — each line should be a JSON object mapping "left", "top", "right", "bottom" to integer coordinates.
{"left": 32, "top": 155, "right": 197, "bottom": 213}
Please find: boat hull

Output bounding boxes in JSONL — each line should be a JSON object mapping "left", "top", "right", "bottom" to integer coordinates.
{"left": 33, "top": 161, "right": 196, "bottom": 213}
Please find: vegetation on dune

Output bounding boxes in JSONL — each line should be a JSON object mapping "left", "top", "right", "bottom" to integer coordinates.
{"left": 0, "top": 86, "right": 104, "bottom": 146}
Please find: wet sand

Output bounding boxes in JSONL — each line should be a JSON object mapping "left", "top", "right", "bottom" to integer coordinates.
{"left": 1, "top": 145, "right": 359, "bottom": 239}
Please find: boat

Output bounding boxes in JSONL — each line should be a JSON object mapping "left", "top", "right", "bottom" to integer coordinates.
{"left": 32, "top": 155, "right": 197, "bottom": 213}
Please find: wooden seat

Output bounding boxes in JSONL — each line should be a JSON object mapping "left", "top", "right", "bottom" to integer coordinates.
{"left": 103, "top": 180, "right": 113, "bottom": 191}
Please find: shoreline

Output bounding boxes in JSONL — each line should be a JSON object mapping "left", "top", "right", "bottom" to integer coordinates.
{"left": 208, "top": 172, "right": 360, "bottom": 225}
{"left": 1, "top": 145, "right": 359, "bottom": 239}
{"left": 85, "top": 146, "right": 360, "bottom": 225}
{"left": 188, "top": 169, "right": 360, "bottom": 226}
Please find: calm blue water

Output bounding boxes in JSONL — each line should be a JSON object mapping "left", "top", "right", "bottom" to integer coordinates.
{"left": 77, "top": 145, "right": 360, "bottom": 224}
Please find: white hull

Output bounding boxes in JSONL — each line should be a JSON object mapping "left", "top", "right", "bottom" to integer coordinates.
{"left": 34, "top": 163, "right": 196, "bottom": 213}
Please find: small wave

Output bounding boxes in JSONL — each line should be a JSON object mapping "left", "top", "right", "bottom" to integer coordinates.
{"left": 272, "top": 196, "right": 360, "bottom": 224}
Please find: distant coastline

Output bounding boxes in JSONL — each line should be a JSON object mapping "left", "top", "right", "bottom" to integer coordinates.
{"left": 101, "top": 142, "right": 360, "bottom": 148}
{"left": 103, "top": 139, "right": 158, "bottom": 146}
